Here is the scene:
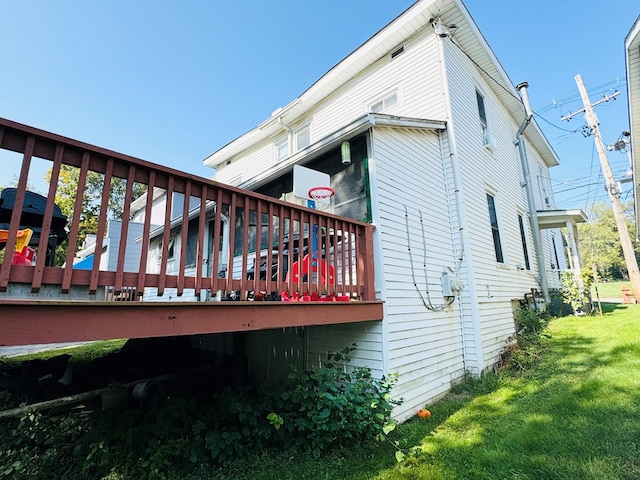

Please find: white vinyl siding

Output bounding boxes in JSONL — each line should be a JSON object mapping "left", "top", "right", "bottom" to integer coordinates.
{"left": 214, "top": 31, "right": 445, "bottom": 186}
{"left": 441, "top": 37, "right": 552, "bottom": 368}
{"left": 370, "top": 127, "right": 466, "bottom": 419}
{"left": 307, "top": 322, "right": 384, "bottom": 380}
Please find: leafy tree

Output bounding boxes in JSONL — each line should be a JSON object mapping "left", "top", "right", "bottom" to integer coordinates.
{"left": 579, "top": 201, "right": 639, "bottom": 281}
{"left": 47, "top": 166, "right": 146, "bottom": 264}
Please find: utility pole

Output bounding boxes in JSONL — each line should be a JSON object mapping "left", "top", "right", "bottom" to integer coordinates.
{"left": 562, "top": 74, "right": 640, "bottom": 302}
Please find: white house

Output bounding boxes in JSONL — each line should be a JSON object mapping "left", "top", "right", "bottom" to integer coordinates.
{"left": 626, "top": 15, "right": 640, "bottom": 234}
{"left": 192, "top": 0, "right": 588, "bottom": 420}
{"left": 72, "top": 220, "right": 146, "bottom": 301}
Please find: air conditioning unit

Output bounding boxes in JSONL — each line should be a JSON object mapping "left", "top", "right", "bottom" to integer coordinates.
{"left": 484, "top": 133, "right": 497, "bottom": 152}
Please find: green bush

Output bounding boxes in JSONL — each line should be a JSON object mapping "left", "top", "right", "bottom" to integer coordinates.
{"left": 263, "top": 344, "right": 401, "bottom": 458}
{"left": 0, "top": 344, "right": 401, "bottom": 479}
{"left": 560, "top": 271, "right": 591, "bottom": 314}
{"left": 516, "top": 305, "right": 547, "bottom": 333}
{"left": 498, "top": 307, "right": 551, "bottom": 372}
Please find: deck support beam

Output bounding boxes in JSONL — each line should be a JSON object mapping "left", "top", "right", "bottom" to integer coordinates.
{"left": 0, "top": 301, "right": 384, "bottom": 346}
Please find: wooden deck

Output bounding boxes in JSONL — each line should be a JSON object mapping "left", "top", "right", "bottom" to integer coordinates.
{"left": 0, "top": 118, "right": 381, "bottom": 346}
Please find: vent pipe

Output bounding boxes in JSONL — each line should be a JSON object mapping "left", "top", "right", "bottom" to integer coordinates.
{"left": 514, "top": 82, "right": 549, "bottom": 303}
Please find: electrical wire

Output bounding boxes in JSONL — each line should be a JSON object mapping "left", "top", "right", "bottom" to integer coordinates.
{"left": 536, "top": 79, "right": 625, "bottom": 115}
{"left": 533, "top": 113, "right": 578, "bottom": 133}
{"left": 446, "top": 36, "right": 522, "bottom": 105}
{"left": 404, "top": 205, "right": 455, "bottom": 312}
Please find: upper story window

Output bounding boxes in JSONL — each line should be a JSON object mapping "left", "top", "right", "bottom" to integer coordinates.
{"left": 476, "top": 89, "right": 487, "bottom": 138}
{"left": 477, "top": 88, "right": 497, "bottom": 151}
{"left": 486, "top": 192, "right": 504, "bottom": 263}
{"left": 295, "top": 125, "right": 311, "bottom": 151}
{"left": 370, "top": 91, "right": 398, "bottom": 113}
{"left": 274, "top": 137, "right": 289, "bottom": 163}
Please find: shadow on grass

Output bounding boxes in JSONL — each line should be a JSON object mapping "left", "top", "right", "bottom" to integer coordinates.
{"left": 369, "top": 310, "right": 640, "bottom": 480}
{"left": 598, "top": 302, "right": 631, "bottom": 313}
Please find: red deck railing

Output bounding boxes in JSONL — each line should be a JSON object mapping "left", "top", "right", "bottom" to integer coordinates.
{"left": 0, "top": 117, "right": 376, "bottom": 303}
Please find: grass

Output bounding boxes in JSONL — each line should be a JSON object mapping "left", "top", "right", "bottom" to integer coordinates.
{"left": 2, "top": 307, "right": 640, "bottom": 479}
{"left": 211, "top": 304, "right": 640, "bottom": 480}
{"left": 591, "top": 280, "right": 633, "bottom": 299}
{"left": 1, "top": 339, "right": 126, "bottom": 366}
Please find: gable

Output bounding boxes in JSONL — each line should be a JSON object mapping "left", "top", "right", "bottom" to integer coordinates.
{"left": 204, "top": 0, "right": 559, "bottom": 172}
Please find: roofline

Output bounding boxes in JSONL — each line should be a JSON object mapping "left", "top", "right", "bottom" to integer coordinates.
{"left": 237, "top": 113, "right": 446, "bottom": 191}
{"left": 203, "top": 0, "right": 559, "bottom": 169}
{"left": 537, "top": 209, "right": 588, "bottom": 229}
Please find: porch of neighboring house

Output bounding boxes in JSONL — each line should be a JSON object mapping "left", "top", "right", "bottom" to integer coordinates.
{"left": 537, "top": 209, "right": 588, "bottom": 286}
{"left": 0, "top": 118, "right": 383, "bottom": 347}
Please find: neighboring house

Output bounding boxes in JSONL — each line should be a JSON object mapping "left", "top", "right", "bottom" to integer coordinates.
{"left": 135, "top": 0, "right": 586, "bottom": 420}
{"left": 73, "top": 220, "right": 146, "bottom": 300}
{"left": 626, "top": 15, "right": 640, "bottom": 233}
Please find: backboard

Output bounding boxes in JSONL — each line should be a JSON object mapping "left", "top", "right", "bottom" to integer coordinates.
{"left": 293, "top": 165, "right": 330, "bottom": 200}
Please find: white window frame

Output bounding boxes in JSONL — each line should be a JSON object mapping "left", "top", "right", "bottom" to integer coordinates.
{"left": 486, "top": 190, "right": 505, "bottom": 264}
{"left": 367, "top": 88, "right": 400, "bottom": 114}
{"left": 294, "top": 123, "right": 311, "bottom": 151}
{"left": 157, "top": 235, "right": 176, "bottom": 265}
{"left": 518, "top": 212, "right": 531, "bottom": 271}
{"left": 274, "top": 136, "right": 289, "bottom": 163}
{"left": 476, "top": 88, "right": 499, "bottom": 152}
{"left": 476, "top": 88, "right": 488, "bottom": 138}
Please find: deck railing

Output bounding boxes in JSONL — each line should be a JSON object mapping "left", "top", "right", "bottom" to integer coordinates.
{"left": 0, "top": 118, "right": 375, "bottom": 302}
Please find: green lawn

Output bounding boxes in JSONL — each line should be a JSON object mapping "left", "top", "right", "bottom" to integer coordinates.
{"left": 591, "top": 280, "right": 633, "bottom": 299}
{"left": 214, "top": 304, "right": 640, "bottom": 480}
{"left": 2, "top": 307, "right": 640, "bottom": 479}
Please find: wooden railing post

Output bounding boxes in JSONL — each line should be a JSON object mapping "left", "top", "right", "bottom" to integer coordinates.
{"left": 357, "top": 224, "right": 376, "bottom": 301}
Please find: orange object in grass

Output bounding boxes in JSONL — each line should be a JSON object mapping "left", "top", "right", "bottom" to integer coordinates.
{"left": 417, "top": 408, "right": 431, "bottom": 419}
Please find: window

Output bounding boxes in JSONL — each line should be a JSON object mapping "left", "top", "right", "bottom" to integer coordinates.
{"left": 370, "top": 91, "right": 398, "bottom": 113}
{"left": 551, "top": 236, "right": 561, "bottom": 270}
{"left": 518, "top": 214, "right": 531, "bottom": 270}
{"left": 185, "top": 218, "right": 199, "bottom": 267}
{"left": 157, "top": 235, "right": 176, "bottom": 264}
{"left": 486, "top": 193, "right": 504, "bottom": 263}
{"left": 295, "top": 125, "right": 310, "bottom": 151}
{"left": 476, "top": 89, "right": 488, "bottom": 139}
{"left": 275, "top": 137, "right": 288, "bottom": 163}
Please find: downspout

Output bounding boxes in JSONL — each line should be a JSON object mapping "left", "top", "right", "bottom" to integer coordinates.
{"left": 277, "top": 117, "right": 294, "bottom": 156}
{"left": 514, "top": 82, "right": 549, "bottom": 303}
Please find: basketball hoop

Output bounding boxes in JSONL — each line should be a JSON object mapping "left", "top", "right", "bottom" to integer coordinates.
{"left": 308, "top": 186, "right": 335, "bottom": 209}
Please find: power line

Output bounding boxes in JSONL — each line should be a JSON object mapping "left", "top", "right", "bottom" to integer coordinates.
{"left": 536, "top": 79, "right": 625, "bottom": 114}
{"left": 533, "top": 112, "right": 577, "bottom": 133}
{"left": 553, "top": 181, "right": 602, "bottom": 194}
{"left": 446, "top": 36, "right": 523, "bottom": 105}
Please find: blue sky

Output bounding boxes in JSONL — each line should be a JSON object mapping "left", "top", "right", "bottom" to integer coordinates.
{"left": 0, "top": 1, "right": 634, "bottom": 216}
